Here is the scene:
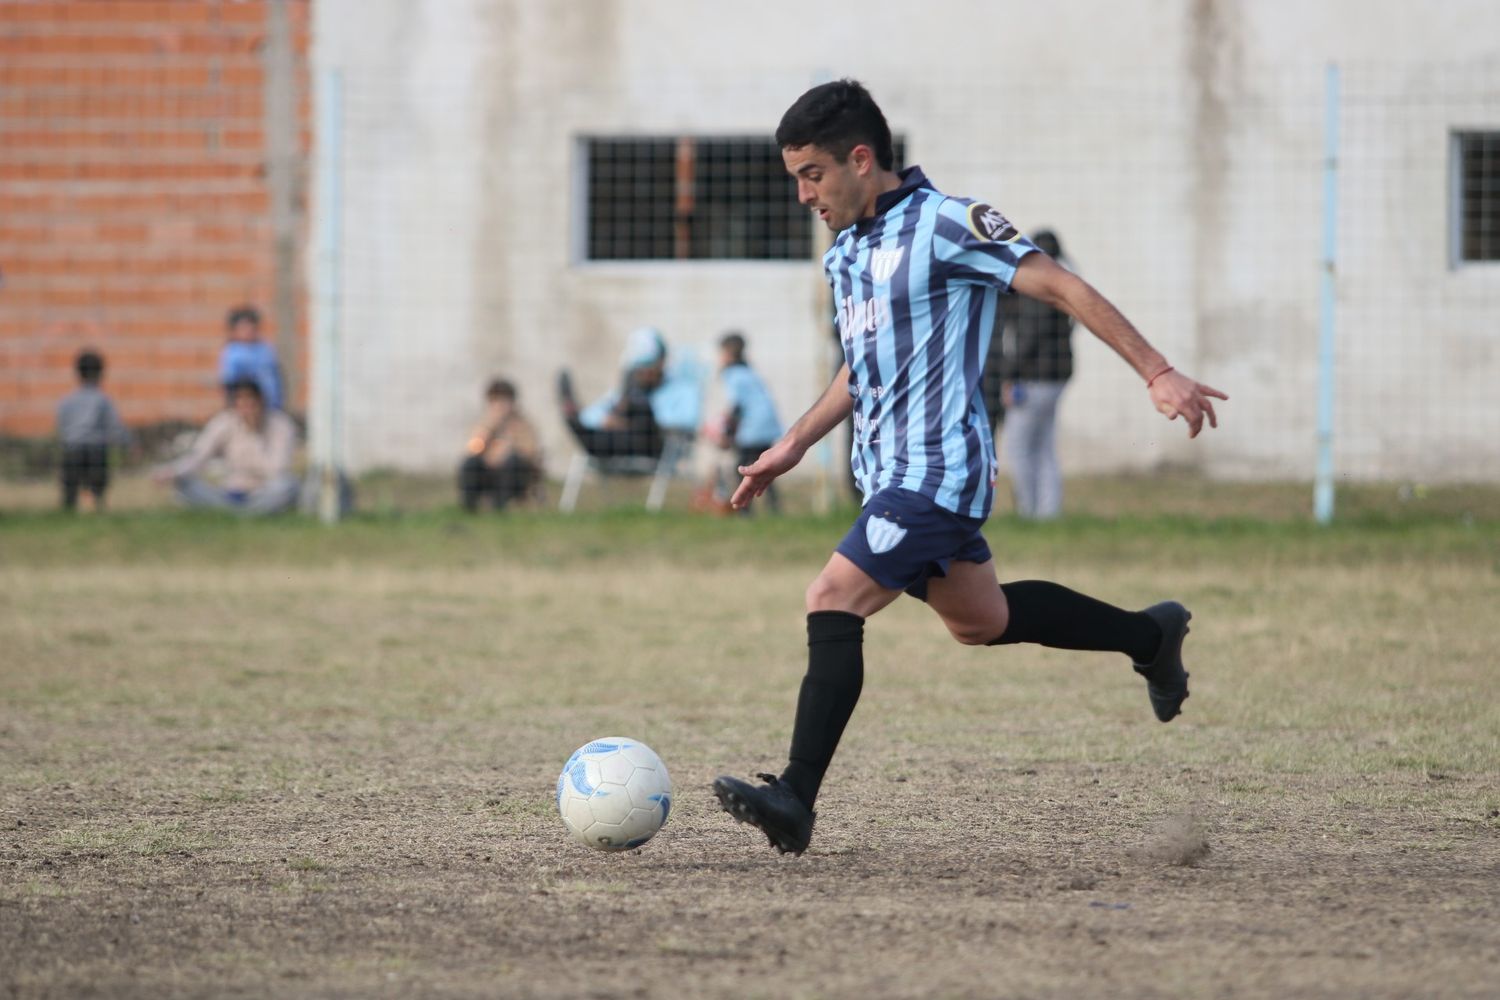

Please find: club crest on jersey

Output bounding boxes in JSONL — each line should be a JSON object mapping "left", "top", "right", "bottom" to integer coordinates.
{"left": 869, "top": 245, "right": 906, "bottom": 284}
{"left": 864, "top": 515, "right": 907, "bottom": 555}
{"left": 966, "top": 203, "right": 1020, "bottom": 243}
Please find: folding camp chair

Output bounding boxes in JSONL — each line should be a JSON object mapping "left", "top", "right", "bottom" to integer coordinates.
{"left": 557, "top": 351, "right": 705, "bottom": 512}
{"left": 557, "top": 427, "right": 697, "bottom": 512}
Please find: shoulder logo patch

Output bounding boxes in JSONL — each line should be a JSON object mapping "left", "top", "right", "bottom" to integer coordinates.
{"left": 966, "top": 203, "right": 1020, "bottom": 243}
{"left": 869, "top": 245, "right": 906, "bottom": 284}
{"left": 864, "top": 515, "right": 908, "bottom": 555}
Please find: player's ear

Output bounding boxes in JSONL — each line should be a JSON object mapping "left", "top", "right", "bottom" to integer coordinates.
{"left": 848, "top": 144, "right": 874, "bottom": 177}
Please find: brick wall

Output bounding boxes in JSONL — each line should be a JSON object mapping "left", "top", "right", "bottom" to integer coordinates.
{"left": 0, "top": 0, "right": 310, "bottom": 437}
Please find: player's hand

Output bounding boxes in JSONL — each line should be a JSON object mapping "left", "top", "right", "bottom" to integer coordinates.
{"left": 1149, "top": 369, "right": 1228, "bottom": 439}
{"left": 730, "top": 438, "right": 803, "bottom": 509}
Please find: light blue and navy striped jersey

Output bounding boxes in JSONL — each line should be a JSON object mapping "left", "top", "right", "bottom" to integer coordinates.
{"left": 827, "top": 165, "right": 1038, "bottom": 518}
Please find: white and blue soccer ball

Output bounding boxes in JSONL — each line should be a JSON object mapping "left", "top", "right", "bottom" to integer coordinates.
{"left": 556, "top": 737, "right": 672, "bottom": 851}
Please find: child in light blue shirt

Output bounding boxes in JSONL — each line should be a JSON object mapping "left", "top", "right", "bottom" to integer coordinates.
{"left": 217, "top": 305, "right": 284, "bottom": 411}
{"left": 714, "top": 332, "right": 783, "bottom": 513}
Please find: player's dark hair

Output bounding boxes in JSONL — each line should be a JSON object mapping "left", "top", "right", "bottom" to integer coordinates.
{"left": 226, "top": 305, "right": 261, "bottom": 330}
{"left": 1032, "top": 230, "right": 1063, "bottom": 259}
{"left": 486, "top": 378, "right": 517, "bottom": 402}
{"left": 226, "top": 378, "right": 263, "bottom": 402}
{"left": 718, "top": 331, "right": 747, "bottom": 364}
{"left": 776, "top": 79, "right": 895, "bottom": 170}
{"left": 75, "top": 349, "right": 104, "bottom": 383}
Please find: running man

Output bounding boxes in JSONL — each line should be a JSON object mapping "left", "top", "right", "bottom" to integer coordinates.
{"left": 713, "top": 80, "right": 1228, "bottom": 855}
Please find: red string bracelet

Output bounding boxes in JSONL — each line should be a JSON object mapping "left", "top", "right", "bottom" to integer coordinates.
{"left": 1145, "top": 365, "right": 1174, "bottom": 388}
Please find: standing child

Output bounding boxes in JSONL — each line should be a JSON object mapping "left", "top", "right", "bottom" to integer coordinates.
{"left": 55, "top": 349, "right": 132, "bottom": 512}
{"left": 712, "top": 331, "right": 784, "bottom": 514}
{"left": 217, "top": 305, "right": 284, "bottom": 411}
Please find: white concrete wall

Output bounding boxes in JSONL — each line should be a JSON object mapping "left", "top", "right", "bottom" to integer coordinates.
{"left": 314, "top": 0, "right": 491, "bottom": 471}
{"left": 314, "top": 0, "right": 1500, "bottom": 482}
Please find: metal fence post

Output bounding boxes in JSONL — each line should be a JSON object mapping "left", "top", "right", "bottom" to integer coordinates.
{"left": 310, "top": 68, "right": 345, "bottom": 524}
{"left": 1314, "top": 63, "right": 1340, "bottom": 524}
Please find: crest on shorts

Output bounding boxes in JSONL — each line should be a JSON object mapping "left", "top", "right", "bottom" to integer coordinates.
{"left": 865, "top": 515, "right": 907, "bottom": 555}
{"left": 869, "top": 245, "right": 906, "bottom": 283}
{"left": 966, "top": 203, "right": 1020, "bottom": 243}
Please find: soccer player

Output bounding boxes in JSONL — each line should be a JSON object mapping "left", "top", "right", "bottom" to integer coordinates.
{"left": 712, "top": 80, "right": 1228, "bottom": 856}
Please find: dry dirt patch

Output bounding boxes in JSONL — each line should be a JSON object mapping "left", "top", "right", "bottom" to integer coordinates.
{"left": 3, "top": 546, "right": 1498, "bottom": 998}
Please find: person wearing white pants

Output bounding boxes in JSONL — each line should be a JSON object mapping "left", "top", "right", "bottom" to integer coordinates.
{"left": 999, "top": 230, "right": 1074, "bottom": 520}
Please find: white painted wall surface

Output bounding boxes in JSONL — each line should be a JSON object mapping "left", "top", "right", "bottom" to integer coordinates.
{"left": 314, "top": 0, "right": 1498, "bottom": 482}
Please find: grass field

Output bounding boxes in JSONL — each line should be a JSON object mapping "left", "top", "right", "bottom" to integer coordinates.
{"left": 2, "top": 503, "right": 1498, "bottom": 998}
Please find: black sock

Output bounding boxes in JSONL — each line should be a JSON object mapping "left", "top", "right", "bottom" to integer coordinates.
{"left": 988, "top": 580, "right": 1162, "bottom": 663}
{"left": 780, "top": 611, "right": 864, "bottom": 809}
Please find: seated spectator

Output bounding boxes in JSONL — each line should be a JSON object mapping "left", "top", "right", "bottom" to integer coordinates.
{"left": 708, "top": 331, "right": 783, "bottom": 514}
{"left": 458, "top": 378, "right": 542, "bottom": 512}
{"left": 55, "top": 349, "right": 133, "bottom": 513}
{"left": 557, "top": 327, "right": 668, "bottom": 460}
{"left": 151, "top": 379, "right": 299, "bottom": 514}
{"left": 218, "top": 305, "right": 284, "bottom": 411}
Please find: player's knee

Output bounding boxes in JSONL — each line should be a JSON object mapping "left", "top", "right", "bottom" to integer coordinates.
{"left": 946, "top": 611, "right": 1008, "bottom": 646}
{"left": 948, "top": 623, "right": 991, "bottom": 646}
{"left": 804, "top": 575, "right": 832, "bottom": 612}
{"left": 804, "top": 573, "right": 845, "bottom": 613}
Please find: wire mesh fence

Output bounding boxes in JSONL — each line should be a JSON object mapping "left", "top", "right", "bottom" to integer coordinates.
{"left": 2, "top": 13, "right": 1496, "bottom": 521}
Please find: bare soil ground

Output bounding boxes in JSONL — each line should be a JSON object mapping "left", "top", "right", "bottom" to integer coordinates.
{"left": 2, "top": 515, "right": 1498, "bottom": 998}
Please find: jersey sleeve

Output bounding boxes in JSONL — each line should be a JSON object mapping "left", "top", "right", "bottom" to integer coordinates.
{"left": 931, "top": 197, "right": 1038, "bottom": 292}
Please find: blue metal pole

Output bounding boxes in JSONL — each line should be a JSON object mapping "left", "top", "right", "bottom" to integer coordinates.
{"left": 1314, "top": 64, "right": 1340, "bottom": 524}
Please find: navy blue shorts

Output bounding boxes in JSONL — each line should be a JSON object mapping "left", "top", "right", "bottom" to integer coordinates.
{"left": 835, "top": 487, "right": 991, "bottom": 599}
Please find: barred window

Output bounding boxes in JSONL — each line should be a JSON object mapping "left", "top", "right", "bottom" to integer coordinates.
{"left": 583, "top": 137, "right": 807, "bottom": 261}
{"left": 1453, "top": 131, "right": 1500, "bottom": 264}
{"left": 581, "top": 137, "right": 906, "bottom": 262}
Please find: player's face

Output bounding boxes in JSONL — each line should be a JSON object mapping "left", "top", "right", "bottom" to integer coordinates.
{"left": 783, "top": 144, "right": 870, "bottom": 231}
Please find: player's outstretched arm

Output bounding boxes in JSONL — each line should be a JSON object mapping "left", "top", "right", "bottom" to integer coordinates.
{"left": 1010, "top": 254, "right": 1228, "bottom": 438}
{"left": 731, "top": 363, "right": 855, "bottom": 509}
